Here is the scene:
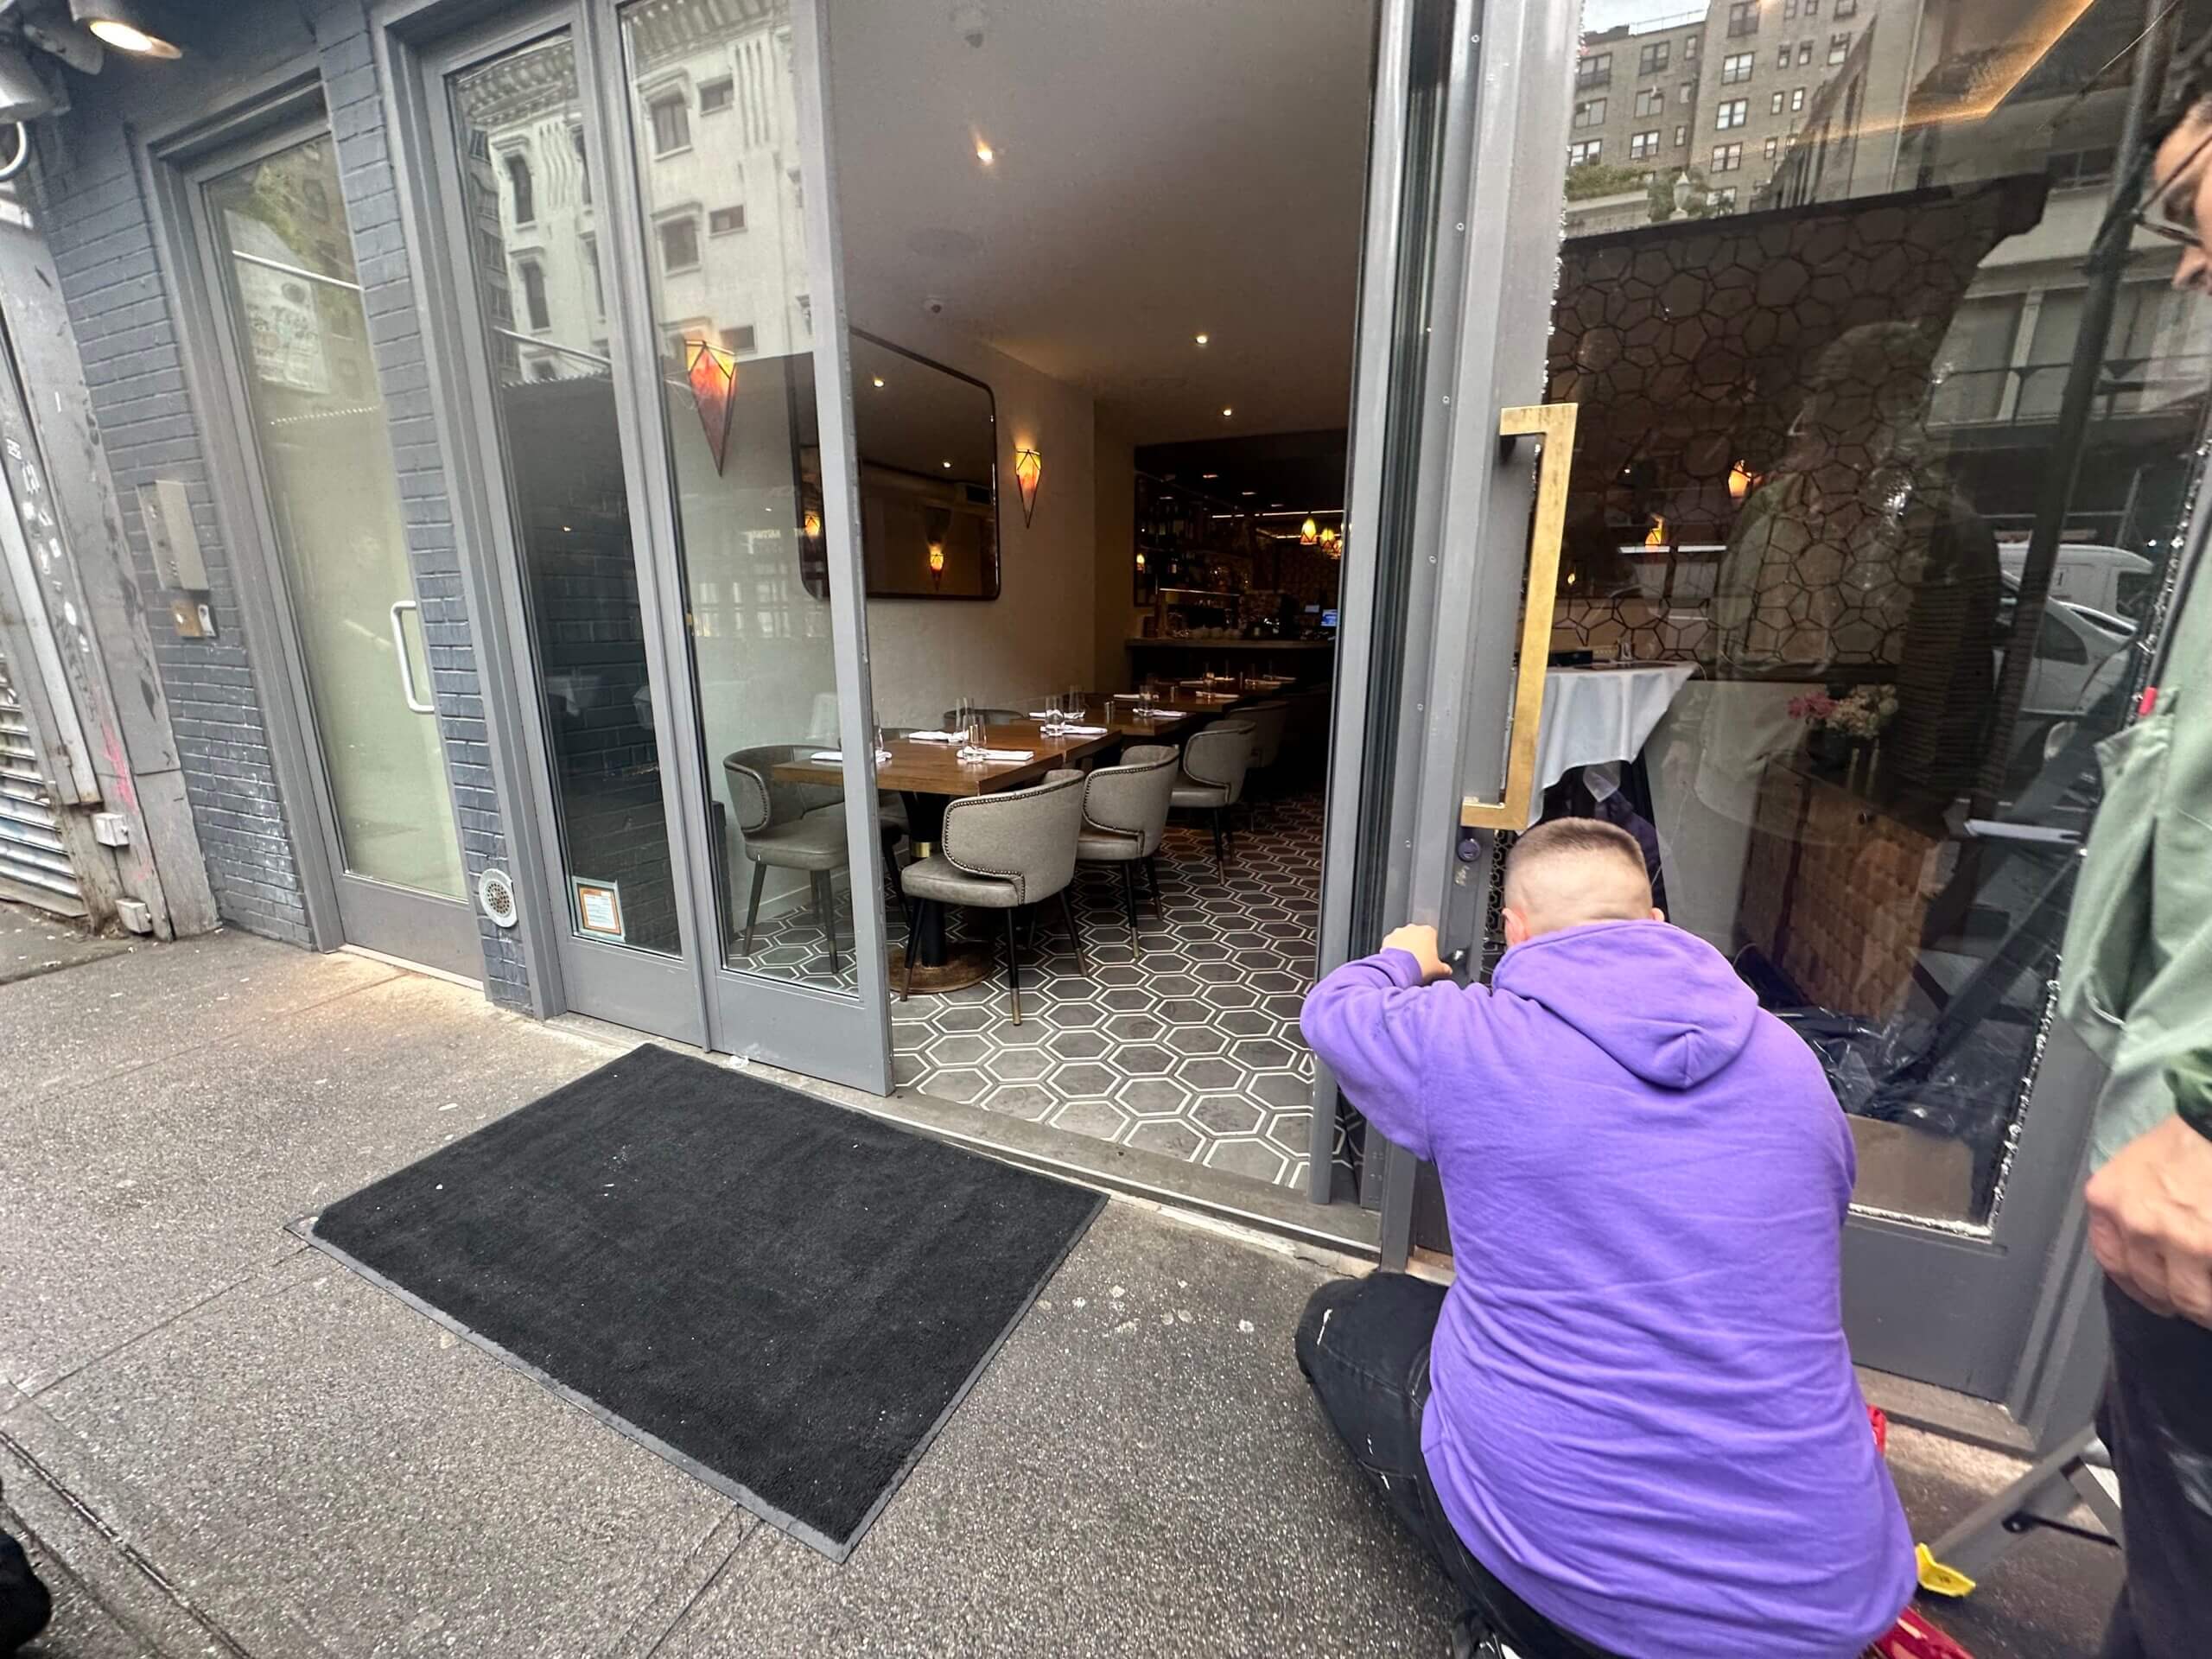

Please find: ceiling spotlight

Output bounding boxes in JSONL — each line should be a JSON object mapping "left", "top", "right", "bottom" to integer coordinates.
{"left": 1220, "top": 406, "right": 1233, "bottom": 418}
{"left": 1241, "top": 490, "right": 1255, "bottom": 498}
{"left": 1201, "top": 473, "right": 1218, "bottom": 480}
{"left": 872, "top": 376, "right": 885, "bottom": 388}
{"left": 974, "top": 137, "right": 995, "bottom": 166}
{"left": 1194, "top": 333, "right": 1209, "bottom": 346}
{"left": 70, "top": 0, "right": 183, "bottom": 57}
{"left": 942, "top": 459, "right": 952, "bottom": 468}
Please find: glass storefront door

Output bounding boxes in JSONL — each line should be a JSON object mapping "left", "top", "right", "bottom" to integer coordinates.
{"left": 192, "top": 126, "right": 479, "bottom": 979}
{"left": 1426, "top": 0, "right": 2207, "bottom": 1394}
{"left": 420, "top": 1, "right": 891, "bottom": 1084}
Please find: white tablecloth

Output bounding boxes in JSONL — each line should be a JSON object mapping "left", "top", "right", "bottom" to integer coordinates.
{"left": 1527, "top": 662, "right": 1698, "bottom": 826}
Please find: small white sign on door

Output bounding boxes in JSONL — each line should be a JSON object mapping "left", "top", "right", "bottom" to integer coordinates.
{"left": 572, "top": 878, "right": 626, "bottom": 943}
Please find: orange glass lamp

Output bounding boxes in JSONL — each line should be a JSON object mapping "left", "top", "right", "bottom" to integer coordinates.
{"left": 1319, "top": 525, "right": 1340, "bottom": 558}
{"left": 928, "top": 541, "right": 946, "bottom": 589}
{"left": 803, "top": 509, "right": 823, "bottom": 541}
{"left": 1013, "top": 447, "right": 1043, "bottom": 526}
{"left": 684, "top": 340, "right": 738, "bottom": 474}
{"left": 1727, "top": 459, "right": 1759, "bottom": 503}
{"left": 1300, "top": 516, "right": 1319, "bottom": 546}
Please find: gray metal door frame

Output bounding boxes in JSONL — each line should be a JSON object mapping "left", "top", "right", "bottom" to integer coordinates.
{"left": 391, "top": 0, "right": 892, "bottom": 1087}
{"left": 146, "top": 100, "right": 483, "bottom": 981}
{"left": 1378, "top": 0, "right": 2109, "bottom": 1402}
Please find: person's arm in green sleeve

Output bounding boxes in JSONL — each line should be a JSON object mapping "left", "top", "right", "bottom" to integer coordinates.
{"left": 2088, "top": 1048, "right": 2212, "bottom": 1327}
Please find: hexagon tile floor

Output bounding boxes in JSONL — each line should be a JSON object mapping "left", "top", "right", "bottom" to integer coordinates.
{"left": 733, "top": 788, "right": 1332, "bottom": 1191}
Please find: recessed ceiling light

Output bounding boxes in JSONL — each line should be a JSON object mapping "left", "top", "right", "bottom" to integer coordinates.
{"left": 1221, "top": 406, "right": 1233, "bottom": 417}
{"left": 872, "top": 376, "right": 885, "bottom": 388}
{"left": 1201, "top": 473, "right": 1218, "bottom": 480}
{"left": 1194, "top": 333, "right": 1209, "bottom": 346}
{"left": 1241, "top": 490, "right": 1255, "bottom": 497}
{"left": 1271, "top": 501, "right": 1284, "bottom": 508}
{"left": 942, "top": 460, "right": 952, "bottom": 468}
{"left": 974, "top": 138, "right": 995, "bottom": 166}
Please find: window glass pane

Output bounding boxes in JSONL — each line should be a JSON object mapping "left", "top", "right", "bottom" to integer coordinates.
{"left": 622, "top": 0, "right": 862, "bottom": 991}
{"left": 203, "top": 136, "right": 465, "bottom": 901}
{"left": 1550, "top": 0, "right": 2209, "bottom": 1230}
{"left": 451, "top": 34, "right": 683, "bottom": 956}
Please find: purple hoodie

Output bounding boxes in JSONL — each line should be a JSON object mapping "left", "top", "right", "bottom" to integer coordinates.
{"left": 1301, "top": 921, "right": 1914, "bottom": 1658}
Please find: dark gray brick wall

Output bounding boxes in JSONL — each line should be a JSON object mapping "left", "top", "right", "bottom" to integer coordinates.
{"left": 40, "top": 111, "right": 311, "bottom": 946}
{"left": 35, "top": 0, "right": 531, "bottom": 1005}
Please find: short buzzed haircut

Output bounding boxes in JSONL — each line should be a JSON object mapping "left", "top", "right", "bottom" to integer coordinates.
{"left": 1503, "top": 818, "right": 1652, "bottom": 916}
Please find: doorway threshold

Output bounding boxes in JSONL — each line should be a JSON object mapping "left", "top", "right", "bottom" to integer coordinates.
{"left": 545, "top": 1011, "right": 1379, "bottom": 1262}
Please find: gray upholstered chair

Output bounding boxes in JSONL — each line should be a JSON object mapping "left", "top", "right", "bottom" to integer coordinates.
{"left": 939, "top": 706, "right": 1026, "bottom": 730}
{"left": 1077, "top": 744, "right": 1178, "bottom": 949}
{"left": 1238, "top": 700, "right": 1290, "bottom": 822}
{"left": 899, "top": 769, "right": 1087, "bottom": 1023}
{"left": 1170, "top": 720, "right": 1255, "bottom": 878}
{"left": 725, "top": 745, "right": 852, "bottom": 972}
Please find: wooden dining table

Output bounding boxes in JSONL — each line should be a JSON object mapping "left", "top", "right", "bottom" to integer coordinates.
{"left": 769, "top": 683, "right": 1292, "bottom": 991}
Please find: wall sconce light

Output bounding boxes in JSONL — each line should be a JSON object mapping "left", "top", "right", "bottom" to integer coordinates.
{"left": 684, "top": 340, "right": 737, "bottom": 474}
{"left": 927, "top": 542, "right": 946, "bottom": 589}
{"left": 1135, "top": 550, "right": 1147, "bottom": 571}
{"left": 1013, "top": 447, "right": 1043, "bottom": 527}
{"left": 1727, "top": 459, "right": 1758, "bottom": 503}
{"left": 71, "top": 0, "right": 184, "bottom": 57}
{"left": 1300, "top": 517, "right": 1319, "bottom": 546}
{"left": 802, "top": 510, "right": 822, "bottom": 541}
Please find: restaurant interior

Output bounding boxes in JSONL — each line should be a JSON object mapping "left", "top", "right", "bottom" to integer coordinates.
{"left": 495, "top": 0, "right": 2212, "bottom": 1223}
{"left": 652, "top": 0, "right": 1379, "bottom": 1195}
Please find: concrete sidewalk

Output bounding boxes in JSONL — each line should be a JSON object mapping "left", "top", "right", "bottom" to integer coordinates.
{"left": 2, "top": 931, "right": 2117, "bottom": 1657}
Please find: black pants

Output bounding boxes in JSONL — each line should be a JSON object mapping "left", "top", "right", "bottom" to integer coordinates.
{"left": 1295, "top": 1274, "right": 1619, "bottom": 1659}
{"left": 2099, "top": 1278, "right": 2212, "bottom": 1659}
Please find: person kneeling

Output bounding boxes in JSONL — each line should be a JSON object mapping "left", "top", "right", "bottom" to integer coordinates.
{"left": 1297, "top": 818, "right": 1913, "bottom": 1658}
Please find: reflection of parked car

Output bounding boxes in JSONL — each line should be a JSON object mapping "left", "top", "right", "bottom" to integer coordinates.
{"left": 1996, "top": 542, "right": 2157, "bottom": 620}
{"left": 1993, "top": 574, "right": 2137, "bottom": 782}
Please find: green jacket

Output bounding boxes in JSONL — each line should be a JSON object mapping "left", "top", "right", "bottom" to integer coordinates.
{"left": 2058, "top": 542, "right": 2212, "bottom": 1168}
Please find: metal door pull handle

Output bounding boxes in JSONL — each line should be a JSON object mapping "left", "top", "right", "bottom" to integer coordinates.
{"left": 389, "top": 600, "right": 435, "bottom": 715}
{"left": 1462, "top": 402, "right": 1578, "bottom": 832}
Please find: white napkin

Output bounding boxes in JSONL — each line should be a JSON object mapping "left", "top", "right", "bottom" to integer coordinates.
{"left": 1110, "top": 692, "right": 1141, "bottom": 700}
{"left": 1059, "top": 724, "right": 1109, "bottom": 737}
{"left": 1144, "top": 709, "right": 1188, "bottom": 721}
{"left": 973, "top": 747, "right": 1034, "bottom": 762}
{"left": 908, "top": 730, "right": 960, "bottom": 742}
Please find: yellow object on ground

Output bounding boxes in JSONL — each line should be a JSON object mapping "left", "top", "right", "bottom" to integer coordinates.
{"left": 1916, "top": 1542, "right": 1977, "bottom": 1599}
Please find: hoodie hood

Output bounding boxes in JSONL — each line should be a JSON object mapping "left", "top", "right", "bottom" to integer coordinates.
{"left": 1491, "top": 920, "right": 1759, "bottom": 1089}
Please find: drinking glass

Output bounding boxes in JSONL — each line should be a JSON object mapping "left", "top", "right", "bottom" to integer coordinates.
{"left": 1042, "top": 694, "right": 1062, "bottom": 738}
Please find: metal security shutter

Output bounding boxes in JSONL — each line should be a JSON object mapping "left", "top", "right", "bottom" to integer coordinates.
{"left": 0, "top": 632, "right": 83, "bottom": 915}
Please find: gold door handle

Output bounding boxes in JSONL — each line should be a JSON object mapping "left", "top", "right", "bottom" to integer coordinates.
{"left": 1460, "top": 401, "right": 1577, "bottom": 832}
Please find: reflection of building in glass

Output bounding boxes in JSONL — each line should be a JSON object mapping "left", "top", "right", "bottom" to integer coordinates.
{"left": 1538, "top": 0, "right": 2212, "bottom": 1227}
{"left": 457, "top": 0, "right": 812, "bottom": 387}
{"left": 627, "top": 0, "right": 813, "bottom": 369}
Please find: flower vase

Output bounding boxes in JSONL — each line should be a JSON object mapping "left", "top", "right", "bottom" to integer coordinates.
{"left": 1807, "top": 728, "right": 1853, "bottom": 773}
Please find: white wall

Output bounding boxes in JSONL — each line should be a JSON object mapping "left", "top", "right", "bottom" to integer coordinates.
{"left": 1092, "top": 419, "right": 1137, "bottom": 691}
{"left": 847, "top": 276, "right": 1099, "bottom": 729}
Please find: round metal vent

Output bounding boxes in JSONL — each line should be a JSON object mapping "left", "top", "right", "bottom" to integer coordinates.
{"left": 476, "top": 868, "right": 519, "bottom": 929}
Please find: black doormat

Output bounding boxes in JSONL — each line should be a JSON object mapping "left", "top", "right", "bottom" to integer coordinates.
{"left": 308, "top": 1044, "right": 1103, "bottom": 1560}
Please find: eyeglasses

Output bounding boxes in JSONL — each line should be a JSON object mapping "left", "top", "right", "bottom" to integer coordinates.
{"left": 2134, "top": 122, "right": 2212, "bottom": 251}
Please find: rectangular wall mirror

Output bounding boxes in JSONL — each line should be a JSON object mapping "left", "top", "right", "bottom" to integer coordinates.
{"left": 833, "top": 331, "right": 1000, "bottom": 600}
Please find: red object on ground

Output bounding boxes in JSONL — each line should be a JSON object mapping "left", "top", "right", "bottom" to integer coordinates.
{"left": 1866, "top": 1606, "right": 1977, "bottom": 1659}
{"left": 1859, "top": 1402, "right": 1977, "bottom": 1659}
